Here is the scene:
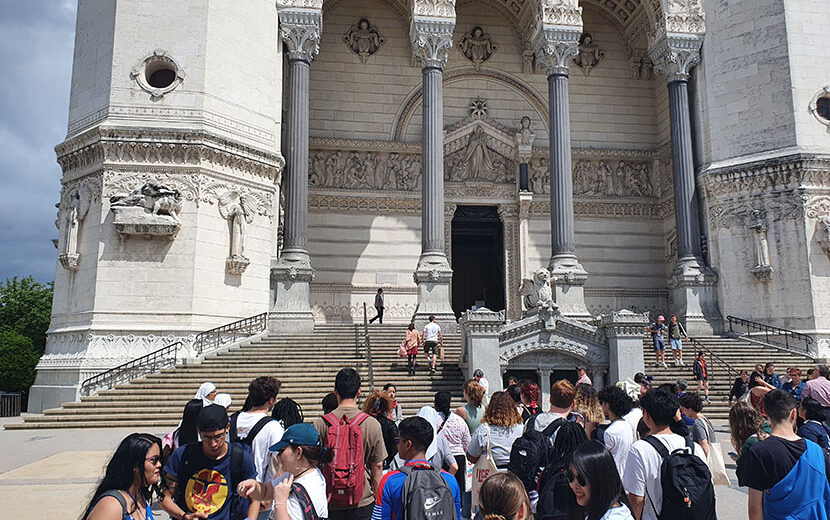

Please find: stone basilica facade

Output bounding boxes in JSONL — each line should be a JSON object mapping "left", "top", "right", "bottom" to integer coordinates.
{"left": 30, "top": 0, "right": 830, "bottom": 411}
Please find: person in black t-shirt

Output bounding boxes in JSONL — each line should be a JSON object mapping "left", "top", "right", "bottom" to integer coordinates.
{"left": 742, "top": 390, "right": 830, "bottom": 520}
{"left": 729, "top": 370, "right": 750, "bottom": 405}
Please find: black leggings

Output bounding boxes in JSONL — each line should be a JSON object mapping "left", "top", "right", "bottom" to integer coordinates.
{"left": 454, "top": 454, "right": 466, "bottom": 494}
{"left": 407, "top": 354, "right": 416, "bottom": 369}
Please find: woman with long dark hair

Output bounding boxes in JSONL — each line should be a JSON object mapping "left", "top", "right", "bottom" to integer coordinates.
{"left": 362, "top": 388, "right": 399, "bottom": 470}
{"left": 271, "top": 398, "right": 304, "bottom": 429}
{"left": 162, "top": 398, "right": 201, "bottom": 457}
{"left": 83, "top": 433, "right": 164, "bottom": 520}
{"left": 566, "top": 441, "right": 634, "bottom": 520}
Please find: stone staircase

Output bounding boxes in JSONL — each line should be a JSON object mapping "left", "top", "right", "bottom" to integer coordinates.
{"left": 642, "top": 335, "right": 816, "bottom": 419}
{"left": 8, "top": 324, "right": 465, "bottom": 430}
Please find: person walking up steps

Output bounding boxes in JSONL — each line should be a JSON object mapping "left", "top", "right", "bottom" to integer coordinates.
{"left": 369, "top": 288, "right": 384, "bottom": 324}
{"left": 647, "top": 316, "right": 667, "bottom": 368}
{"left": 403, "top": 324, "right": 420, "bottom": 376}
{"left": 422, "top": 315, "right": 443, "bottom": 375}
{"left": 667, "top": 315, "right": 688, "bottom": 367}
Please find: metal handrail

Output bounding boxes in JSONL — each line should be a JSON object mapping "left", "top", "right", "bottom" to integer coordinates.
{"left": 686, "top": 336, "right": 739, "bottom": 383}
{"left": 80, "top": 341, "right": 182, "bottom": 397}
{"left": 193, "top": 313, "right": 268, "bottom": 356}
{"left": 727, "top": 315, "right": 814, "bottom": 354}
{"left": 363, "top": 303, "right": 375, "bottom": 391}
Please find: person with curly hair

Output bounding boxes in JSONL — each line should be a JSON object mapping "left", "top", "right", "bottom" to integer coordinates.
{"left": 456, "top": 378, "right": 486, "bottom": 434}
{"left": 574, "top": 383, "right": 604, "bottom": 439}
{"left": 598, "top": 386, "right": 635, "bottom": 478}
{"left": 467, "top": 391, "right": 524, "bottom": 469}
{"left": 728, "top": 401, "right": 768, "bottom": 487}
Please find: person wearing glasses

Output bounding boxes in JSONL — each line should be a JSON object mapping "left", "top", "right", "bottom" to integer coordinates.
{"left": 567, "top": 441, "right": 634, "bottom": 520}
{"left": 783, "top": 367, "right": 806, "bottom": 402}
{"left": 84, "top": 433, "right": 165, "bottom": 520}
{"left": 162, "top": 404, "right": 260, "bottom": 520}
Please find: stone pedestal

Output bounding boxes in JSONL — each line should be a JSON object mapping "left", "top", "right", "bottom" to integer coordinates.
{"left": 599, "top": 309, "right": 648, "bottom": 384}
{"left": 460, "top": 308, "right": 505, "bottom": 394}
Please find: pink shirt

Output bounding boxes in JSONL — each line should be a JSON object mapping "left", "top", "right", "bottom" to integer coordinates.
{"left": 577, "top": 373, "right": 592, "bottom": 386}
{"left": 803, "top": 376, "right": 830, "bottom": 407}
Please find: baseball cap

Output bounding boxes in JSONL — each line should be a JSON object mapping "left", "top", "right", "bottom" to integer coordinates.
{"left": 197, "top": 404, "right": 229, "bottom": 432}
{"left": 269, "top": 423, "right": 321, "bottom": 453}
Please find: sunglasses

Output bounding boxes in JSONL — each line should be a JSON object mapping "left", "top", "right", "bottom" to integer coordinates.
{"left": 145, "top": 456, "right": 162, "bottom": 466}
{"left": 566, "top": 470, "right": 587, "bottom": 487}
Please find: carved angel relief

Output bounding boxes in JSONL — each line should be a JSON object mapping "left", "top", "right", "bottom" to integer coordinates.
{"left": 217, "top": 191, "right": 267, "bottom": 275}
{"left": 573, "top": 33, "right": 604, "bottom": 76}
{"left": 344, "top": 18, "right": 384, "bottom": 63}
{"left": 458, "top": 26, "right": 495, "bottom": 70}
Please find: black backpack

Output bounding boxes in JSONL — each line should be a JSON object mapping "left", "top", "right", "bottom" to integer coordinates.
{"left": 229, "top": 412, "right": 274, "bottom": 446}
{"left": 399, "top": 463, "right": 457, "bottom": 520}
{"left": 642, "top": 435, "right": 716, "bottom": 520}
{"left": 535, "top": 459, "right": 572, "bottom": 520}
{"left": 177, "top": 441, "right": 250, "bottom": 520}
{"left": 508, "top": 416, "right": 568, "bottom": 491}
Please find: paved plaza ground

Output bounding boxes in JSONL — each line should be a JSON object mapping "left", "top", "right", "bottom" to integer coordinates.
{"left": 0, "top": 416, "right": 749, "bottom": 519}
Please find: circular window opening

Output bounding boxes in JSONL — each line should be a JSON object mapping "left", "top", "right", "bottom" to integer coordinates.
{"left": 818, "top": 97, "right": 830, "bottom": 121}
{"left": 145, "top": 58, "right": 177, "bottom": 89}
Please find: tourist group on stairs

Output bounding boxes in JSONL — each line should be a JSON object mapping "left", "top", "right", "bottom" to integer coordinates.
{"left": 85, "top": 353, "right": 830, "bottom": 520}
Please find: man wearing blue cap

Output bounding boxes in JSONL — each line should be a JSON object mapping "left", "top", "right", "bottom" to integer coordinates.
{"left": 162, "top": 404, "right": 259, "bottom": 520}
{"left": 238, "top": 422, "right": 329, "bottom": 520}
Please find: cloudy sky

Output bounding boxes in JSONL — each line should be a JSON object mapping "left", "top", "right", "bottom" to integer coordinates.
{"left": 0, "top": 1, "right": 77, "bottom": 283}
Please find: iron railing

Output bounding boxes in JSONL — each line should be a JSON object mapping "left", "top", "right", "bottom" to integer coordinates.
{"left": 80, "top": 341, "right": 182, "bottom": 397}
{"left": 363, "top": 303, "right": 375, "bottom": 391}
{"left": 193, "top": 312, "right": 268, "bottom": 356}
{"left": 727, "top": 315, "right": 814, "bottom": 354}
{"left": 0, "top": 393, "right": 22, "bottom": 417}
{"left": 687, "top": 336, "right": 739, "bottom": 383}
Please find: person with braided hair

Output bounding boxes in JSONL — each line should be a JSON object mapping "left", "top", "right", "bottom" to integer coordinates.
{"left": 478, "top": 472, "right": 531, "bottom": 520}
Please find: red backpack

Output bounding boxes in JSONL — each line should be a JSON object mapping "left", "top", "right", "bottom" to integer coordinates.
{"left": 322, "top": 411, "right": 370, "bottom": 507}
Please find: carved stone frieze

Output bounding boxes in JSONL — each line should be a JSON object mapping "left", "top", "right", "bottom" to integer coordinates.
{"left": 663, "top": 0, "right": 706, "bottom": 35}
{"left": 412, "top": 0, "right": 456, "bottom": 18}
{"left": 703, "top": 153, "right": 830, "bottom": 199}
{"left": 309, "top": 150, "right": 421, "bottom": 191}
{"left": 529, "top": 157, "right": 654, "bottom": 197}
{"left": 278, "top": 9, "right": 322, "bottom": 62}
{"left": 708, "top": 195, "right": 804, "bottom": 229}
{"left": 537, "top": 0, "right": 583, "bottom": 26}
{"left": 410, "top": 18, "right": 455, "bottom": 69}
{"left": 458, "top": 26, "right": 496, "bottom": 70}
{"left": 56, "top": 128, "right": 284, "bottom": 182}
{"left": 344, "top": 18, "right": 384, "bottom": 63}
{"left": 309, "top": 193, "right": 422, "bottom": 215}
{"left": 38, "top": 330, "right": 195, "bottom": 367}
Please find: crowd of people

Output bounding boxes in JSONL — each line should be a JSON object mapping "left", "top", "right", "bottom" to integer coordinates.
{"left": 81, "top": 356, "right": 830, "bottom": 520}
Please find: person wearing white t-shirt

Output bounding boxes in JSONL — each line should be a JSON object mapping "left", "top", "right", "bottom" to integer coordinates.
{"left": 598, "top": 385, "right": 635, "bottom": 478}
{"left": 623, "top": 390, "right": 707, "bottom": 520}
{"left": 421, "top": 315, "right": 443, "bottom": 375}
{"left": 238, "top": 423, "right": 329, "bottom": 520}
{"left": 622, "top": 407, "right": 643, "bottom": 440}
{"left": 473, "top": 369, "right": 489, "bottom": 395}
{"left": 232, "top": 377, "right": 285, "bottom": 484}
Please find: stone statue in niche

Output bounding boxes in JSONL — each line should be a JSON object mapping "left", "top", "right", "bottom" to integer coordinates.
{"left": 573, "top": 32, "right": 604, "bottom": 76}
{"left": 458, "top": 26, "right": 496, "bottom": 70}
{"left": 515, "top": 116, "right": 534, "bottom": 148}
{"left": 344, "top": 18, "right": 384, "bottom": 63}
{"left": 819, "top": 215, "right": 830, "bottom": 258}
{"left": 58, "top": 185, "right": 91, "bottom": 271}
{"left": 218, "top": 191, "right": 265, "bottom": 275}
{"left": 519, "top": 267, "right": 558, "bottom": 313}
{"left": 109, "top": 181, "right": 183, "bottom": 238}
{"left": 748, "top": 210, "right": 773, "bottom": 281}
{"left": 529, "top": 158, "right": 550, "bottom": 194}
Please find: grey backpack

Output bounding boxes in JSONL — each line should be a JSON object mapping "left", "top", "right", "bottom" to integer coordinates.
{"left": 399, "top": 464, "right": 457, "bottom": 520}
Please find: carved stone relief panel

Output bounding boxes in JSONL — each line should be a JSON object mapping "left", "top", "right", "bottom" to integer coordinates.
{"left": 528, "top": 157, "right": 653, "bottom": 197}
{"left": 573, "top": 32, "right": 604, "bottom": 76}
{"left": 344, "top": 18, "right": 384, "bottom": 63}
{"left": 458, "top": 26, "right": 496, "bottom": 70}
{"left": 309, "top": 150, "right": 421, "bottom": 191}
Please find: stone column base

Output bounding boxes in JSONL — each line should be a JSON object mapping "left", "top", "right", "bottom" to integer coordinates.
{"left": 549, "top": 255, "right": 591, "bottom": 320}
{"left": 670, "top": 258, "right": 723, "bottom": 336}
{"left": 600, "top": 309, "right": 649, "bottom": 384}
{"left": 269, "top": 253, "right": 315, "bottom": 334}
{"left": 413, "top": 253, "right": 456, "bottom": 328}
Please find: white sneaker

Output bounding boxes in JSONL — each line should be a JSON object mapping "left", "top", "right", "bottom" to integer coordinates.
{"left": 679, "top": 359, "right": 685, "bottom": 366}
{"left": 661, "top": 361, "right": 668, "bottom": 368}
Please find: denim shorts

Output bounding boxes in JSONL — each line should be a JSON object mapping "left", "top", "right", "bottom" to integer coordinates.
{"left": 653, "top": 338, "right": 665, "bottom": 351}
{"left": 670, "top": 338, "right": 683, "bottom": 350}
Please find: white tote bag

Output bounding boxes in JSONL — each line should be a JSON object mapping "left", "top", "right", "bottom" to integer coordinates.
{"left": 471, "top": 424, "right": 499, "bottom": 508}
{"left": 703, "top": 417, "right": 730, "bottom": 486}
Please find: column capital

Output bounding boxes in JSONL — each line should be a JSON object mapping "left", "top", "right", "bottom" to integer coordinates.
{"left": 532, "top": 26, "right": 581, "bottom": 76}
{"left": 410, "top": 18, "right": 455, "bottom": 69}
{"left": 278, "top": 9, "right": 322, "bottom": 62}
{"left": 648, "top": 33, "right": 703, "bottom": 83}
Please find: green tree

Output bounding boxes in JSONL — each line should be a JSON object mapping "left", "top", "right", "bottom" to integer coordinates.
{"left": 0, "top": 276, "right": 53, "bottom": 354}
{"left": 0, "top": 329, "right": 40, "bottom": 392}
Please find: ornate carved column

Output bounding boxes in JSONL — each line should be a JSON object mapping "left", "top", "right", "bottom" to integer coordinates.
{"left": 269, "top": 8, "right": 322, "bottom": 333}
{"left": 411, "top": 4, "right": 456, "bottom": 326}
{"left": 532, "top": 4, "right": 590, "bottom": 319}
{"left": 650, "top": 33, "right": 721, "bottom": 335}
{"left": 498, "top": 204, "right": 520, "bottom": 321}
